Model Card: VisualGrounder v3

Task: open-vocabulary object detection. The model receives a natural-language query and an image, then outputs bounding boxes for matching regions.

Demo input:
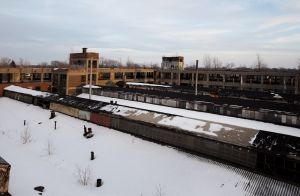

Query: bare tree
[126,57,135,67]
[256,54,262,70]
[100,57,122,67]
[150,63,159,69]
[255,54,268,70]
[39,62,48,66]
[203,55,212,68]
[20,125,32,144]
[45,139,55,156]
[225,62,235,69]
[0,57,12,66]
[18,58,31,66]
[153,184,165,196]
[212,56,222,69]
[76,166,92,186]
[51,60,68,67]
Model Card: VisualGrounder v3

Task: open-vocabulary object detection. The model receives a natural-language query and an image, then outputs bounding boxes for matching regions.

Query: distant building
[157,68,300,94]
[1,50,300,96]
[69,48,99,68]
[0,66,52,96]
[51,67,155,95]
[161,56,184,70]
[69,48,100,87]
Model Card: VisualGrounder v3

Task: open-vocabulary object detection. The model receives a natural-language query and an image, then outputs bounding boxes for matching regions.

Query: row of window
[0,73,52,83]
[99,72,154,80]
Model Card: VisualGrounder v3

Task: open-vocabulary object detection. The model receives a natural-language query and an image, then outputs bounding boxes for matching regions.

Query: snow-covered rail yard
[0,97,300,196]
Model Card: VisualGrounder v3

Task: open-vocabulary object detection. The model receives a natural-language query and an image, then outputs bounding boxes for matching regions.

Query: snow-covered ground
[78,93,300,138]
[0,97,299,196]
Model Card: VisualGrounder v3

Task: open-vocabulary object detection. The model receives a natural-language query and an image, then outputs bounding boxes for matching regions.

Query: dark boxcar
[90,112,111,128]
[4,90,33,104]
[98,113,111,128]
[90,112,101,125]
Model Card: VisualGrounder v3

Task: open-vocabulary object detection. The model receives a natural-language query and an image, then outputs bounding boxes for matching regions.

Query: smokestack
[82,48,87,53]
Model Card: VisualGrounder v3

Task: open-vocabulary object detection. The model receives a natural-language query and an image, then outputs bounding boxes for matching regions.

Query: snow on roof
[4,85,51,97]
[100,104,258,146]
[126,82,171,88]
[82,85,101,89]
[77,93,300,139]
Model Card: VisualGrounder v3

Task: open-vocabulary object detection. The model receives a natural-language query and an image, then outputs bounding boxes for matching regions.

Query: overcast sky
[0,0,300,67]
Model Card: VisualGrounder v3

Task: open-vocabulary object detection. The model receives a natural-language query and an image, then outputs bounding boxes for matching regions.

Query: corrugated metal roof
[186,155,300,196]
[45,95,109,112]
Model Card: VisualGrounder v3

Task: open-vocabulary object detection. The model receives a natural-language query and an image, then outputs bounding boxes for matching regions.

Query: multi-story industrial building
[50,48,155,94]
[52,67,154,95]
[157,68,299,94]
[0,66,52,96]
[161,56,184,70]
[0,51,299,96]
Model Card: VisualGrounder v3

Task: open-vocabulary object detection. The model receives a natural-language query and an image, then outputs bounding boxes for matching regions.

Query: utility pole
[195,60,199,96]
[89,59,92,100]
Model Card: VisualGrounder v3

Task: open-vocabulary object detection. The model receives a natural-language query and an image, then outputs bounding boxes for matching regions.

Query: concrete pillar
[66,73,69,95]
[30,70,33,81]
[177,71,181,86]
[171,71,173,84]
[110,69,115,81]
[205,73,209,88]
[95,60,99,85]
[260,75,264,92]
[41,70,44,82]
[240,75,244,90]
[283,76,287,91]
[134,71,137,81]
[222,74,225,88]
[122,72,126,82]
[295,75,299,94]
[85,60,89,85]
[191,72,195,86]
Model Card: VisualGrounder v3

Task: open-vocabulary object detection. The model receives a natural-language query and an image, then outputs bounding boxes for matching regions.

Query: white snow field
[0,97,299,196]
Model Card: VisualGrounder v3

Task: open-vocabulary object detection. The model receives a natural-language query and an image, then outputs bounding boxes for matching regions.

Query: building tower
[69,48,100,85]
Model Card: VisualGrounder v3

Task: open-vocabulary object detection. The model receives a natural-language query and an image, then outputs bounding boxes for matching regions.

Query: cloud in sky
[0,0,299,67]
